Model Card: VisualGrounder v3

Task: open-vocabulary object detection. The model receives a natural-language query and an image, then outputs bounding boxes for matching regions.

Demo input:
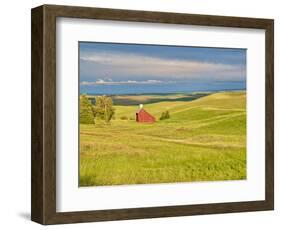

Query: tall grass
[80,91,246,186]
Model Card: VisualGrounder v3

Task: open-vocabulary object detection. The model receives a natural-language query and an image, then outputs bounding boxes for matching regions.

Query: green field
[80,91,246,186]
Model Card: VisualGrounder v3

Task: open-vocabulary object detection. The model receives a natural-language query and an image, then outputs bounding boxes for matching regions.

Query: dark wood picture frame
[31,4,274,225]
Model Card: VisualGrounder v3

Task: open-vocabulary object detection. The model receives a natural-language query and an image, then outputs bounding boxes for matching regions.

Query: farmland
[80,91,246,186]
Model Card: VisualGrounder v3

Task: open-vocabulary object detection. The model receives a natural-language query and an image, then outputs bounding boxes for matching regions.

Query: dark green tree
[165,110,170,119]
[80,95,95,124]
[159,110,170,120]
[95,95,115,123]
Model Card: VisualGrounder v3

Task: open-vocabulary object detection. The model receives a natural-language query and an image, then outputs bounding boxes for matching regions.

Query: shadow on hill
[90,93,210,106]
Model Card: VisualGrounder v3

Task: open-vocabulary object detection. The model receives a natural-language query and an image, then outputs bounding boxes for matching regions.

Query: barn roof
[136,108,144,113]
[136,108,155,117]
[136,108,152,114]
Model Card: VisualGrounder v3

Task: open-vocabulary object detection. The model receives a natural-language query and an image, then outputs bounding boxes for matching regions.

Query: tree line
[80,95,115,124]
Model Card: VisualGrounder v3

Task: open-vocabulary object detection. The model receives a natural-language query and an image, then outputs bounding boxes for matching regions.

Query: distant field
[80,91,246,186]
[87,92,210,105]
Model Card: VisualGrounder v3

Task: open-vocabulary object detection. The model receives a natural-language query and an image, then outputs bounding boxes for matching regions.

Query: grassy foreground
[80,91,246,186]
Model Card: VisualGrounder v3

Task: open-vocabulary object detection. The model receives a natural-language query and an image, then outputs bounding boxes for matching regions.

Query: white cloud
[80,79,164,86]
[80,51,246,81]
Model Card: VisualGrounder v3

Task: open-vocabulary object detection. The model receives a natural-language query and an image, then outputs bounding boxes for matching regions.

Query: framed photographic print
[31,4,274,225]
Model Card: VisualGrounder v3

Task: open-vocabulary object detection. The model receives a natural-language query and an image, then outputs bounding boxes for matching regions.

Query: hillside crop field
[80,91,246,186]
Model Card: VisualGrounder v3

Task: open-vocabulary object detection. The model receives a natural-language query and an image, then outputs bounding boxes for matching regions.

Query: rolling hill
[80,91,246,186]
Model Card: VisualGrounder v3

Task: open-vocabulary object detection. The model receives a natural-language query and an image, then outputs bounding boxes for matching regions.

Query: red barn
[136,105,155,123]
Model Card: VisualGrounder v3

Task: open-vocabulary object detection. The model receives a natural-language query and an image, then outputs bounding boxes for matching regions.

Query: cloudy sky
[79,42,246,86]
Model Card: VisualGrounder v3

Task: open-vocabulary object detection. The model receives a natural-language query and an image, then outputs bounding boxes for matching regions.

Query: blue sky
[79,42,246,86]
